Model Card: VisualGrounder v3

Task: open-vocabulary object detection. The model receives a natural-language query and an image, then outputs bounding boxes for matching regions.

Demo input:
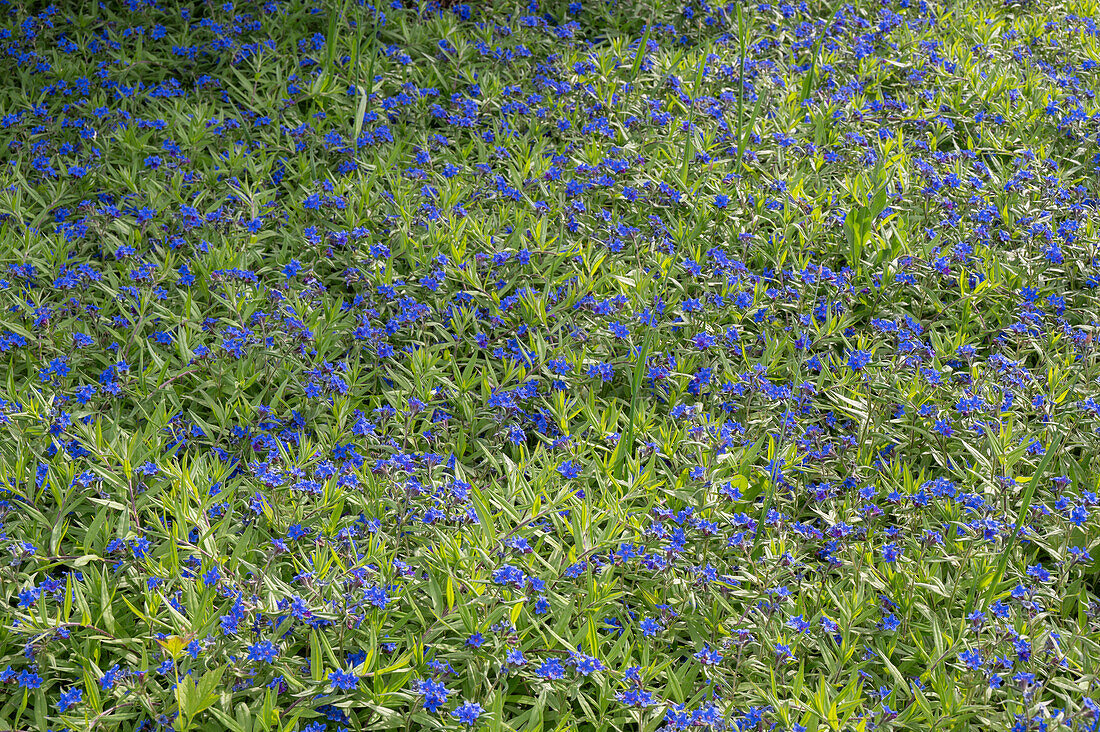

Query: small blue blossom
[451,701,483,726]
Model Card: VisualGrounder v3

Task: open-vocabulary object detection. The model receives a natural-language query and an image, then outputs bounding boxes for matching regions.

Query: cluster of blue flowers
[1,0,1100,730]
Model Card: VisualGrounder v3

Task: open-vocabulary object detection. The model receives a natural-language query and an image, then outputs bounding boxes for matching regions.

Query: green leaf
[979,431,1065,612]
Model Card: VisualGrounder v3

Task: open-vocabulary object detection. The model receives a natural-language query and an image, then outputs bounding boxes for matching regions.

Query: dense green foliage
[2,0,1100,730]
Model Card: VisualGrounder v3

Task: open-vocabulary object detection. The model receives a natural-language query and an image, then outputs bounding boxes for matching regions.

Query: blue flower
[693,644,722,666]
[100,664,124,689]
[1025,564,1051,582]
[17,587,40,608]
[56,682,83,708]
[451,701,483,726]
[365,584,390,609]
[17,670,42,689]
[58,686,83,712]
[1068,546,1091,564]
[786,614,810,633]
[568,651,605,675]
[416,678,452,712]
[536,658,566,679]
[617,688,657,707]
[587,362,614,382]
[557,460,582,480]
[248,640,279,663]
[328,669,359,690]
[959,649,983,671]
[882,543,903,563]
[847,349,872,371]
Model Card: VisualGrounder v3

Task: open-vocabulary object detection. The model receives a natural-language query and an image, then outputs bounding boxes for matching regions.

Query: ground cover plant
[1,0,1100,729]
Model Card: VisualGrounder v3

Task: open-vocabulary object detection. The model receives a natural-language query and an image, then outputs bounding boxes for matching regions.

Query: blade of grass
[630,23,652,80]
[801,35,821,105]
[738,88,765,173]
[978,430,1064,613]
